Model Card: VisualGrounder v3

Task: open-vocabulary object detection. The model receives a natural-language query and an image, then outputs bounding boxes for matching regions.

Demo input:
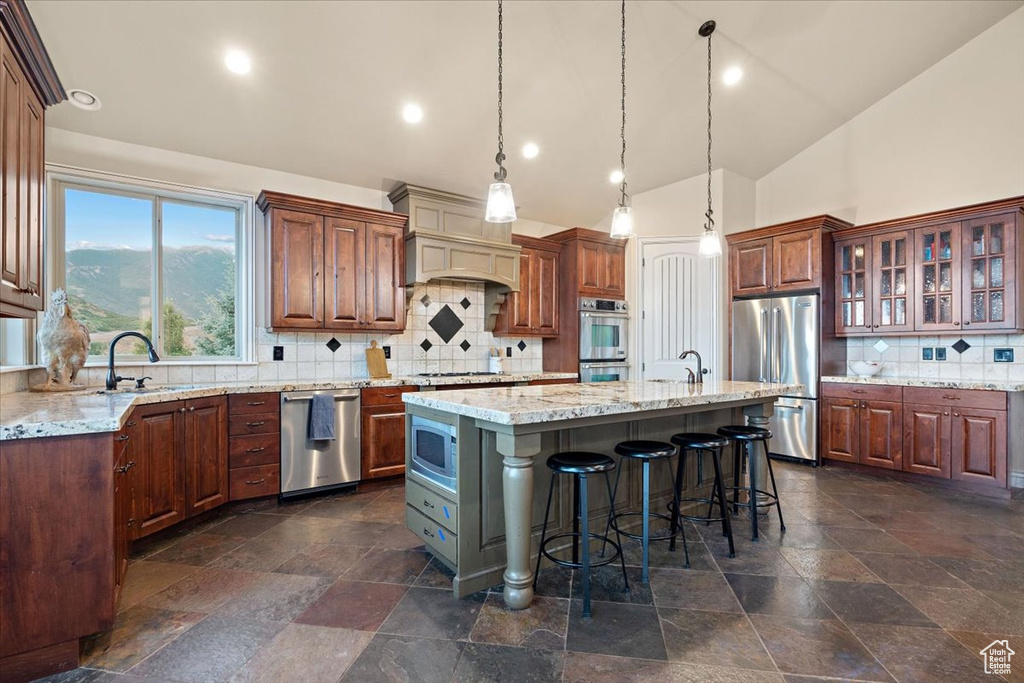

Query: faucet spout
[679,350,704,384]
[107,332,160,390]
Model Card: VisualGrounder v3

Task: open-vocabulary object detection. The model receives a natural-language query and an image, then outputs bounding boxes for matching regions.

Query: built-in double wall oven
[579,297,629,382]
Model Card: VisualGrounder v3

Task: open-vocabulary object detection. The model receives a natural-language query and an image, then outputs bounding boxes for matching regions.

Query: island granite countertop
[0,372,577,441]
[402,379,803,426]
[822,375,1024,392]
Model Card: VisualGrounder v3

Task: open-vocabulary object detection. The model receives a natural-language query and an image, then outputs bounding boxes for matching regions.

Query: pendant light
[485,0,516,223]
[609,0,633,239]
[698,20,722,257]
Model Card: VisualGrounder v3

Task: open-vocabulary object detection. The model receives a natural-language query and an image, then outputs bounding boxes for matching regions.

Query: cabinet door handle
[246,447,266,453]
[116,434,130,442]
[852,389,867,394]
[422,500,435,508]
[246,421,266,427]
[245,478,266,485]
[126,420,136,427]
[942,395,961,400]
[127,519,134,527]
[126,461,135,470]
[246,401,266,406]
[422,528,435,538]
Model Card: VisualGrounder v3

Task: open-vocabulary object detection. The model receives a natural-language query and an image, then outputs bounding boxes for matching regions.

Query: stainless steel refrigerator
[732,294,819,463]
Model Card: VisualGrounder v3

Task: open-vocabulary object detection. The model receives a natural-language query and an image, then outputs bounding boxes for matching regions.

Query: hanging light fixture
[698,20,722,257]
[485,0,517,223]
[609,0,634,239]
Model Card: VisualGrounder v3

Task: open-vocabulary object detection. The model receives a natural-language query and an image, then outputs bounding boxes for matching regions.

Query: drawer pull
[246,401,267,406]
[851,389,867,394]
[942,395,961,400]
[246,447,266,453]
[246,421,266,427]
[422,500,435,508]
[383,392,400,398]
[245,478,266,485]
[423,527,435,538]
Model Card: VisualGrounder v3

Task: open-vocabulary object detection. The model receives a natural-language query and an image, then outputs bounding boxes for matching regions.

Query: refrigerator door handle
[759,308,769,382]
[772,306,782,383]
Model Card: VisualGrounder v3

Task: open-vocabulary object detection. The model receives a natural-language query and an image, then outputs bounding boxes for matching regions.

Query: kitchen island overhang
[403,380,802,609]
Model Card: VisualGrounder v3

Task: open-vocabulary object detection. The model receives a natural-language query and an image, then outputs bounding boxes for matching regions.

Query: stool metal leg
[580,474,592,619]
[748,442,760,542]
[669,449,685,551]
[603,469,630,594]
[764,440,786,531]
[666,457,691,569]
[572,475,581,565]
[710,447,735,557]
[731,441,742,515]
[601,462,624,557]
[641,460,651,584]
[534,473,557,589]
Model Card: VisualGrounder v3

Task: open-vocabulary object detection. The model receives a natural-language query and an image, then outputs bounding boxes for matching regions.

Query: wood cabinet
[833,198,1023,335]
[731,238,772,296]
[494,235,560,337]
[569,232,625,298]
[821,384,903,470]
[951,408,1007,487]
[859,400,902,470]
[184,396,229,515]
[112,424,134,603]
[903,404,952,478]
[259,191,408,332]
[361,386,418,480]
[228,392,280,500]
[0,3,64,319]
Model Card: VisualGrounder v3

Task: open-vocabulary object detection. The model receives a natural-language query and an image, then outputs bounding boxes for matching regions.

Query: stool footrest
[608,511,683,543]
[721,486,782,509]
[539,532,623,570]
[668,498,732,524]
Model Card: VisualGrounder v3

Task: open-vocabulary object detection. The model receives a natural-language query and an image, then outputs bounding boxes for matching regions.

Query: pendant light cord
[619,0,628,207]
[705,26,714,232]
[494,0,507,182]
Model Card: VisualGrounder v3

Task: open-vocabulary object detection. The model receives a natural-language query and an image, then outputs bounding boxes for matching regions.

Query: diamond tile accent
[517,340,527,352]
[460,297,471,310]
[420,294,431,308]
[459,340,471,352]
[872,339,889,354]
[420,339,433,352]
[326,337,341,353]
[428,304,464,344]
[951,339,971,354]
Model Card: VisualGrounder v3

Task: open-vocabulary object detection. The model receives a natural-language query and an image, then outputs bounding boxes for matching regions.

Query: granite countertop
[0,372,577,441]
[402,379,803,426]
[821,375,1024,392]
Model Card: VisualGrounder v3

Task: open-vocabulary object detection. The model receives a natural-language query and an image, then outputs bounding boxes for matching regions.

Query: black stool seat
[671,432,730,450]
[547,452,615,474]
[614,440,676,458]
[718,425,772,440]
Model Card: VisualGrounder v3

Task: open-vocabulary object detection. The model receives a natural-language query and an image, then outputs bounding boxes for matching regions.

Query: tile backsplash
[4,282,543,394]
[845,334,1024,382]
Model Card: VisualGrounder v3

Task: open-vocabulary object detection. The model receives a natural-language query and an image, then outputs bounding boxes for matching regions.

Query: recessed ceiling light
[522,142,539,159]
[402,103,424,124]
[224,50,251,75]
[67,89,101,111]
[723,66,743,86]
[609,169,625,184]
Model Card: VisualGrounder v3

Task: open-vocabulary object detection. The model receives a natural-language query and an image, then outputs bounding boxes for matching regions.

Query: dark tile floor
[37,462,1024,683]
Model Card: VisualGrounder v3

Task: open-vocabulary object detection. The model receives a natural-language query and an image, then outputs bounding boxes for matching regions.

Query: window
[52,173,251,362]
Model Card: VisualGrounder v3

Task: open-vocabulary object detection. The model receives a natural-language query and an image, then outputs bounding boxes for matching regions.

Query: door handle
[772,306,782,383]
[759,308,768,382]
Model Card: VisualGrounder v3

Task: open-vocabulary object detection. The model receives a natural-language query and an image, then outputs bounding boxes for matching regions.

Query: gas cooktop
[415,372,501,377]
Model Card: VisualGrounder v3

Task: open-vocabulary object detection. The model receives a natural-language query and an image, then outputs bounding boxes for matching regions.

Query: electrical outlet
[935,347,947,361]
[382,345,391,359]
[922,347,933,361]
[994,348,1014,362]
[506,346,513,357]
[273,346,284,361]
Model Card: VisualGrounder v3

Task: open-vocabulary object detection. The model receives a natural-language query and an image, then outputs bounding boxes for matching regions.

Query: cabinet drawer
[406,477,458,533]
[407,505,457,566]
[229,392,280,415]
[228,412,281,437]
[362,385,418,407]
[229,464,280,500]
[902,387,1006,411]
[821,383,902,402]
[229,433,280,468]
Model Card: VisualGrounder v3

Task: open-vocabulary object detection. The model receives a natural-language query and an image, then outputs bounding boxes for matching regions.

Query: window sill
[0,365,45,374]
[82,360,258,368]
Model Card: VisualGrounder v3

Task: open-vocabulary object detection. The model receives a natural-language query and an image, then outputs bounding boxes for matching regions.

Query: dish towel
[308,394,336,441]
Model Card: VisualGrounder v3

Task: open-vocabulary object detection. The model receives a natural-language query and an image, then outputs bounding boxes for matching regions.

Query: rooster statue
[37,288,91,388]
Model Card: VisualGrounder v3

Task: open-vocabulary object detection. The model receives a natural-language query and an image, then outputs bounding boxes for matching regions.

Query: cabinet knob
[954,412,960,417]
[127,519,134,527]
[964,321,971,326]
[179,407,186,413]
[943,412,949,416]
[954,322,960,326]
[189,406,196,412]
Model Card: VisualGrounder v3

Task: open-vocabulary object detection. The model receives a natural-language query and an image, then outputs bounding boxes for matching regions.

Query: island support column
[495,431,541,609]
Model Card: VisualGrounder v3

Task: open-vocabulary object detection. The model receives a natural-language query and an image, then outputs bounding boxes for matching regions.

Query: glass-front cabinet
[872,231,913,333]
[963,213,1017,331]
[914,222,962,332]
[835,236,873,334]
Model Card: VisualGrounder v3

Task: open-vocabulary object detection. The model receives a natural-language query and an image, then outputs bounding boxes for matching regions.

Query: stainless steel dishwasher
[280,389,361,497]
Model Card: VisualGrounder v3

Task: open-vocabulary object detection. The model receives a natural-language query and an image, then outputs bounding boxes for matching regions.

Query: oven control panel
[580,298,628,312]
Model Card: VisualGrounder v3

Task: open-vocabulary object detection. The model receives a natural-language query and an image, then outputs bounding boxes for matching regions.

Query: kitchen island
[403,379,800,609]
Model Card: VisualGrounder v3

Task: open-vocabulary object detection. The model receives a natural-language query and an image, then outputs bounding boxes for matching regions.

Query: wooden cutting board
[366,340,391,379]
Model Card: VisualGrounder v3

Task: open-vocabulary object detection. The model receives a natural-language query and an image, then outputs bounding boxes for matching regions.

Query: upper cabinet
[727,216,851,299]
[545,228,625,299]
[833,198,1023,336]
[493,234,560,337]
[258,191,408,332]
[0,1,65,318]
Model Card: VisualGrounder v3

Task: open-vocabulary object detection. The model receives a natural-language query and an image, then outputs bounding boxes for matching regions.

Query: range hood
[388,184,521,329]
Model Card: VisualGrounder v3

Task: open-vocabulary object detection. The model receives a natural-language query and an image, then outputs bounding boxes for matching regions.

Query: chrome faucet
[679,350,706,384]
[106,332,160,390]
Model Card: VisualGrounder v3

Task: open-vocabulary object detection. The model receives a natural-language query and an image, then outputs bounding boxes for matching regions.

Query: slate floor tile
[343,547,430,585]
[415,556,459,589]
[892,585,1024,634]
[117,561,199,612]
[378,587,486,640]
[779,548,880,583]
[214,572,331,622]
[571,565,652,605]
[850,552,969,588]
[712,543,801,577]
[565,601,666,660]
[198,513,284,539]
[810,580,937,627]
[248,516,343,546]
[725,574,833,619]
[147,532,247,567]
[227,623,372,683]
[451,642,565,683]
[81,605,205,672]
[272,542,373,578]
[887,531,995,560]
[763,524,840,550]
[562,653,786,683]
[141,568,261,613]
[822,527,917,554]
[339,634,464,683]
[850,623,993,683]
[620,535,718,572]
[295,579,408,631]
[207,536,310,573]
[659,607,776,671]
[929,556,1024,592]
[469,594,568,650]
[946,631,1024,683]
[650,568,742,612]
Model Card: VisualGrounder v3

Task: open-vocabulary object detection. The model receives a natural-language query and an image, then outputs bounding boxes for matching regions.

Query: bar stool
[715,425,785,542]
[535,452,629,619]
[669,432,735,558]
[603,440,690,583]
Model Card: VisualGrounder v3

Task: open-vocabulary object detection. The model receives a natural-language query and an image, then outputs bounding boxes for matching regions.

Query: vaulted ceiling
[31,0,1022,226]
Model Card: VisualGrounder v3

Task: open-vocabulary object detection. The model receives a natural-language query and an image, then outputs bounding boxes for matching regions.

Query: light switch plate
[994,348,1014,362]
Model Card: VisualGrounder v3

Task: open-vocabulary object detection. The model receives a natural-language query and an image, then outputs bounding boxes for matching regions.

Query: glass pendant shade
[485,182,517,222]
[699,228,722,257]
[610,205,634,239]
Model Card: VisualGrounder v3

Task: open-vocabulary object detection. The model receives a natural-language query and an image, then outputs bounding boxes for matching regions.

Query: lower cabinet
[903,404,952,478]
[112,425,134,605]
[227,393,281,501]
[361,386,418,480]
[859,400,902,470]
[951,408,1007,487]
[184,396,229,515]
[821,385,902,469]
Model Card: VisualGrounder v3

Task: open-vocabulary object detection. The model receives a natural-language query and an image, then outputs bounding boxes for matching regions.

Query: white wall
[755,8,1024,228]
